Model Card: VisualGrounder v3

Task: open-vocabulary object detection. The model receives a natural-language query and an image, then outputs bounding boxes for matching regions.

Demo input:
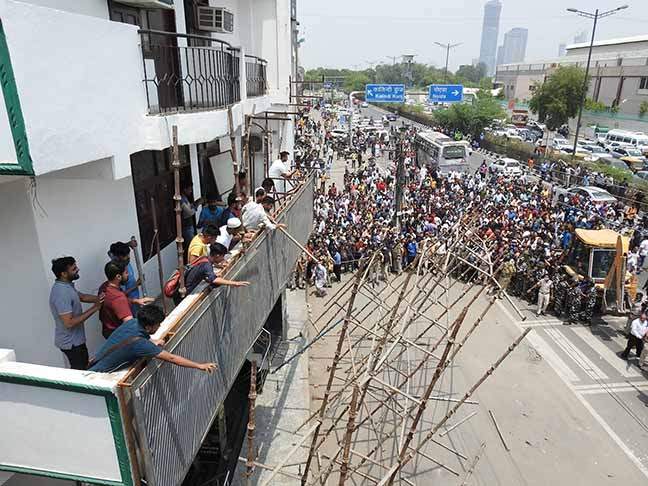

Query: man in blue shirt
[197,195,225,229]
[406,238,418,266]
[89,305,217,373]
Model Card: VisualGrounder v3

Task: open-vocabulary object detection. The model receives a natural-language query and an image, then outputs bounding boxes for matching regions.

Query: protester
[49,257,104,370]
[89,305,217,373]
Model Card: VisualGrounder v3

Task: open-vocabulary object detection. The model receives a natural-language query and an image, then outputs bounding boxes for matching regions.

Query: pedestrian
[313,259,328,297]
[89,305,217,373]
[528,272,553,316]
[49,257,104,370]
[620,312,648,362]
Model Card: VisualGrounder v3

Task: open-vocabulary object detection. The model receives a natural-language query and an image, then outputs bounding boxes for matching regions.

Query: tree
[456,63,487,84]
[344,72,371,93]
[529,65,588,131]
[432,95,505,138]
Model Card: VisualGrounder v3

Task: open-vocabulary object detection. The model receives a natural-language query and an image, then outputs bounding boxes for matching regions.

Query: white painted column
[189,143,201,200]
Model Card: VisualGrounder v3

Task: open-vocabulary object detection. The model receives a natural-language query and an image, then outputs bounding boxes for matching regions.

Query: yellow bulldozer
[564,228,637,313]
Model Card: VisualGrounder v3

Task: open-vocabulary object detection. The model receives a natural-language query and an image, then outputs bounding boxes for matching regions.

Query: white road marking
[523,331,580,383]
[574,381,648,393]
[543,326,610,381]
[571,327,642,378]
[496,300,648,480]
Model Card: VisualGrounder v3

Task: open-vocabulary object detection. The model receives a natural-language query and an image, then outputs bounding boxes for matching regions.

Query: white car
[490,158,524,176]
[360,102,368,108]
[329,129,347,139]
[559,186,617,205]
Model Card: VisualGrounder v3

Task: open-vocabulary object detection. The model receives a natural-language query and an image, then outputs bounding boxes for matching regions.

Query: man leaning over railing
[89,305,216,374]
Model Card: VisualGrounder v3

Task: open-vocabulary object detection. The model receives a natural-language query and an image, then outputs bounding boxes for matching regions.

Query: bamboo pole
[381,329,532,483]
[300,256,375,485]
[227,107,240,195]
[245,360,258,486]
[150,197,167,315]
[337,385,359,485]
[171,125,186,299]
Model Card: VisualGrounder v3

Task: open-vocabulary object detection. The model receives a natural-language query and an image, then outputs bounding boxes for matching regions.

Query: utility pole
[434,42,462,84]
[566,4,628,160]
[393,129,406,229]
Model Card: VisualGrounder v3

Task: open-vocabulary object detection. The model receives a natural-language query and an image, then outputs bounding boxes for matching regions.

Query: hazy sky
[298,1,648,70]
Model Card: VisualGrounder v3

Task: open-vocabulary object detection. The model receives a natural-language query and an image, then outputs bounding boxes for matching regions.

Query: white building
[495,35,648,132]
[0,1,313,486]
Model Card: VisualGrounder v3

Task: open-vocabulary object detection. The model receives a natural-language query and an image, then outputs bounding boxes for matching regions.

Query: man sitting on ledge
[89,305,216,374]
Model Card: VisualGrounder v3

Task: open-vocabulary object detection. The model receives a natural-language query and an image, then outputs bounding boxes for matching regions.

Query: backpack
[163,256,209,298]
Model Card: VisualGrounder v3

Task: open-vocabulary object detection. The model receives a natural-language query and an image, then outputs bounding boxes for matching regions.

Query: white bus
[414,131,470,174]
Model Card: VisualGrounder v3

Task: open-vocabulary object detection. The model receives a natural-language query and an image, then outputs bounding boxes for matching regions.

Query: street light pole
[435,42,462,84]
[567,5,628,161]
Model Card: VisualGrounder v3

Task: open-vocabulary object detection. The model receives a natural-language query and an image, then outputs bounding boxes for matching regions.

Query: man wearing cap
[217,217,246,251]
[528,272,553,316]
[269,151,296,195]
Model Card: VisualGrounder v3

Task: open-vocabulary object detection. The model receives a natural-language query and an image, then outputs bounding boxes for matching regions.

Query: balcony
[245,55,268,97]
[0,175,315,486]
[139,30,241,115]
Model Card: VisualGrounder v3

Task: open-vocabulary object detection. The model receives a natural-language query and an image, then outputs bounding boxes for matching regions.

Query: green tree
[433,95,505,138]
[344,72,372,93]
[455,63,487,84]
[529,65,588,131]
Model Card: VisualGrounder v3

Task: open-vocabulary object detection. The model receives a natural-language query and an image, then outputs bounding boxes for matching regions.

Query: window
[640,77,648,90]
[130,147,192,261]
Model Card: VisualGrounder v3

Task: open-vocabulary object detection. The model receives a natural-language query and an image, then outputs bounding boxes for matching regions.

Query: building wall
[23,0,108,18]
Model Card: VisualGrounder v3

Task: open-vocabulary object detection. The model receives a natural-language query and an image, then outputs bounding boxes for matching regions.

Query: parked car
[360,102,369,108]
[556,186,617,205]
[633,171,648,182]
[490,158,524,176]
[330,129,347,139]
[611,147,647,171]
[386,113,398,121]
[599,157,634,173]
[581,144,607,161]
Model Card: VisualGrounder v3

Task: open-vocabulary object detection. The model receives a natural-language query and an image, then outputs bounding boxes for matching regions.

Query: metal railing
[245,54,267,97]
[139,29,241,114]
[122,175,315,486]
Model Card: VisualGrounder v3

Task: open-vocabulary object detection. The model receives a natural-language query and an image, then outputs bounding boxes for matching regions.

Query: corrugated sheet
[129,178,314,486]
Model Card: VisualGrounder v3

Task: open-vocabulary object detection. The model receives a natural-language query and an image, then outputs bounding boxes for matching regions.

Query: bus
[414,131,470,174]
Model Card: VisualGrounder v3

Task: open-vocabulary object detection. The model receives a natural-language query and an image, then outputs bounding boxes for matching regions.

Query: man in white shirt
[243,196,287,232]
[269,151,296,195]
[216,218,244,251]
[621,312,648,361]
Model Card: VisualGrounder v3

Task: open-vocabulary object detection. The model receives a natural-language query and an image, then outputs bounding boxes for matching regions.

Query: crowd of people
[295,100,648,368]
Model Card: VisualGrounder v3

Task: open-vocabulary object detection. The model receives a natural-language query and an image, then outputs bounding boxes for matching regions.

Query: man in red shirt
[99,261,153,338]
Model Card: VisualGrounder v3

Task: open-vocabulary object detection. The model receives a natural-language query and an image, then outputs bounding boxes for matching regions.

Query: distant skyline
[478,0,502,76]
[298,0,648,71]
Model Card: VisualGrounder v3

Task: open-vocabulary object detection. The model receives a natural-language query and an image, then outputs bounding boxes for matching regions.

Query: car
[599,157,634,173]
[580,145,607,161]
[360,102,368,108]
[386,113,397,121]
[633,171,648,182]
[564,186,617,205]
[490,158,524,176]
[611,147,647,171]
[329,128,347,139]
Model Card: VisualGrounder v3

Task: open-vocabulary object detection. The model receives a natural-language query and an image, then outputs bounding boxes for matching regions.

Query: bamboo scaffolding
[245,360,258,486]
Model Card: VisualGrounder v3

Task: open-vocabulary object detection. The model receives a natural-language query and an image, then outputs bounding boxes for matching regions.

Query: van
[604,129,648,152]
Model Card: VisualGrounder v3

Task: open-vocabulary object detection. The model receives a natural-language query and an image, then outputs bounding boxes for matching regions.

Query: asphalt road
[330,104,648,483]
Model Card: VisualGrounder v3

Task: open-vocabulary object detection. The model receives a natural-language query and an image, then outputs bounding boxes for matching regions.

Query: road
[313,104,648,483]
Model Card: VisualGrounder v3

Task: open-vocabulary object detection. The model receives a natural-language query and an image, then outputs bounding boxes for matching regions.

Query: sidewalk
[234,288,311,486]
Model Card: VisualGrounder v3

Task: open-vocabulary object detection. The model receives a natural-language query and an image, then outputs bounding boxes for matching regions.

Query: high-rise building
[574,31,589,44]
[496,45,505,67]
[479,0,503,76]
[499,27,528,65]
[558,43,567,57]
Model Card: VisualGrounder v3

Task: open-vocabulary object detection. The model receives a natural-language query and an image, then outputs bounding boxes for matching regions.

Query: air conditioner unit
[197,6,234,33]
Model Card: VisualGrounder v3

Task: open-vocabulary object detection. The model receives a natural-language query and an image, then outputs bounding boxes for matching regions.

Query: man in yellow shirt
[188,224,219,264]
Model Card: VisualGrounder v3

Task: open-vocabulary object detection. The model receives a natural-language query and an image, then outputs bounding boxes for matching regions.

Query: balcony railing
[139,30,241,114]
[245,55,268,97]
[0,175,315,486]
